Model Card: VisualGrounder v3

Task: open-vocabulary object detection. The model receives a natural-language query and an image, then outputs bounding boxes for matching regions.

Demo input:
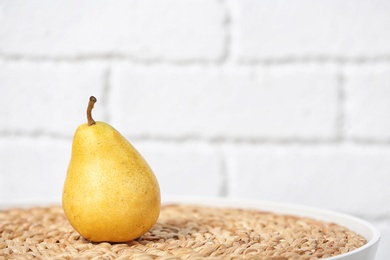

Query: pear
[63,96,160,242]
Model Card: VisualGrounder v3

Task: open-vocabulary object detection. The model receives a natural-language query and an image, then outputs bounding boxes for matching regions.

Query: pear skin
[62,96,160,242]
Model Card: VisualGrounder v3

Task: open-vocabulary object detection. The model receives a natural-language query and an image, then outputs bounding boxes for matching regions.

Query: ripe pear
[63,96,160,242]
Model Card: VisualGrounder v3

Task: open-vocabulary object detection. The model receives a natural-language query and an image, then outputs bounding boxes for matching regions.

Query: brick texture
[230,0,390,60]
[111,65,338,140]
[225,144,390,216]
[0,62,106,136]
[132,141,223,197]
[0,0,226,61]
[345,64,390,140]
[0,137,70,201]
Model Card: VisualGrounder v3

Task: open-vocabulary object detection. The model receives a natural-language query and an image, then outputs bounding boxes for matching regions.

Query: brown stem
[87,96,97,126]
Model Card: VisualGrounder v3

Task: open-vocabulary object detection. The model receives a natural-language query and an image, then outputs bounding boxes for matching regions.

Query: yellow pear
[63,96,160,242]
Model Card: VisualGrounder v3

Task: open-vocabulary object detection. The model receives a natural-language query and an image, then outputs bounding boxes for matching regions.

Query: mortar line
[116,135,390,146]
[336,67,346,142]
[218,152,229,197]
[101,66,111,123]
[0,53,229,66]
[218,0,232,65]
[1,131,390,146]
[237,55,390,65]
[0,130,71,140]
[2,54,390,65]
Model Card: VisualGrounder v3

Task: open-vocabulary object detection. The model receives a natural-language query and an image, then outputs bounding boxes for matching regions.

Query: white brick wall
[1,0,389,258]
[0,137,69,200]
[230,0,390,61]
[111,64,339,139]
[133,141,224,197]
[0,61,107,136]
[0,0,226,61]
[225,144,390,215]
[345,64,390,141]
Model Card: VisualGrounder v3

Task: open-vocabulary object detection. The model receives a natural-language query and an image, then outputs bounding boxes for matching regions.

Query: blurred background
[0,0,389,258]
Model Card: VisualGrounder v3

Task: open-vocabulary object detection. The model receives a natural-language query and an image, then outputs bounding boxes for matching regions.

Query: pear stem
[87,96,97,126]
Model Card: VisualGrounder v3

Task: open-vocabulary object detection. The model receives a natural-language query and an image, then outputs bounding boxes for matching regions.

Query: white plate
[0,196,380,260]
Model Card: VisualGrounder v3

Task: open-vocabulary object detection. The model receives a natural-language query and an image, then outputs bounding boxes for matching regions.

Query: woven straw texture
[0,204,366,259]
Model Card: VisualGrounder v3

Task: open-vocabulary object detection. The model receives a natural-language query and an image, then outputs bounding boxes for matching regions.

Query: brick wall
[1,0,389,258]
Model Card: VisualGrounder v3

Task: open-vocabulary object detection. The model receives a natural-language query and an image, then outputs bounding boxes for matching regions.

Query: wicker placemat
[0,204,366,259]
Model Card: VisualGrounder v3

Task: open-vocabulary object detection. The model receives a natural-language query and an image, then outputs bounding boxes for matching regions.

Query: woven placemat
[0,204,366,259]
